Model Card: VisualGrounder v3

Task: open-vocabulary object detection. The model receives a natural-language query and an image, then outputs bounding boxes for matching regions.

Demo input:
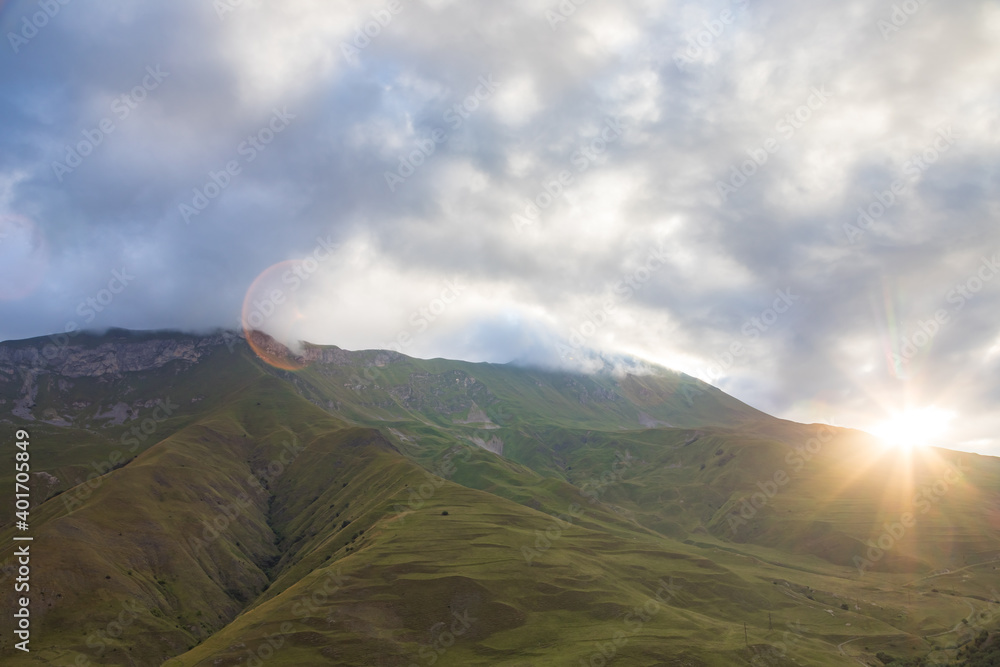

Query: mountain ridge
[0,328,997,665]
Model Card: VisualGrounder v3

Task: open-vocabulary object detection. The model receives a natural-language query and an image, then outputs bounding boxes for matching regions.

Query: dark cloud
[1,0,998,452]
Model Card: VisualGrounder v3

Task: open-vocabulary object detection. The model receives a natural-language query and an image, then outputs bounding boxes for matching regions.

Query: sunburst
[869,407,955,450]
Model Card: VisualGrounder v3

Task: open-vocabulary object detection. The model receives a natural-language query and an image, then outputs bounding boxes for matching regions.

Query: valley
[0,330,997,666]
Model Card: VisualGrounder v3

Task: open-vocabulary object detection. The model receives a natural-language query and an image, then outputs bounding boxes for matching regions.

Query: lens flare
[870,407,955,450]
[241,260,312,371]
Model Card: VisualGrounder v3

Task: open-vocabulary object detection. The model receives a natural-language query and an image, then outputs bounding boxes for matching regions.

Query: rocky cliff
[0,330,237,379]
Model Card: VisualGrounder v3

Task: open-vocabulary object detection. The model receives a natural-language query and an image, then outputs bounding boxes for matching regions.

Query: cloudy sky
[1,0,998,454]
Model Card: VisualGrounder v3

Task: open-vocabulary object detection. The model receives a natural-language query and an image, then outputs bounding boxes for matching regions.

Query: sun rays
[871,406,956,451]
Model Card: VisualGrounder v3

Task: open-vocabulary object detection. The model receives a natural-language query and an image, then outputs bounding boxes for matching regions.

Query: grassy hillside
[0,331,998,665]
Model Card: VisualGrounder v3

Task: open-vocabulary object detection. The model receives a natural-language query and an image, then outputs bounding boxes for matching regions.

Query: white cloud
[1,0,998,456]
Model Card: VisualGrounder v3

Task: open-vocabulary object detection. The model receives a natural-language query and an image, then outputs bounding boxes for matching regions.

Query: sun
[870,407,955,450]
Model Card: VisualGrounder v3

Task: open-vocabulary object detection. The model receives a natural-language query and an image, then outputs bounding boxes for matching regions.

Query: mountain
[0,330,997,666]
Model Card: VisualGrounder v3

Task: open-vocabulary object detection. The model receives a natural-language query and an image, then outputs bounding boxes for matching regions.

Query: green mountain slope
[0,330,997,665]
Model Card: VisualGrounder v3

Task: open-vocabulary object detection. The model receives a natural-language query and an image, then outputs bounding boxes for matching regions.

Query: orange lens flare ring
[241,260,311,371]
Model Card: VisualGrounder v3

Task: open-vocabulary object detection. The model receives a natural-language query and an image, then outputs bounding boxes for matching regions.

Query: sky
[0,0,998,455]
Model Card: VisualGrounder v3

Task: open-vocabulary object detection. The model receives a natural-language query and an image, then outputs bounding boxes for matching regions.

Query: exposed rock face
[0,333,233,379]
[301,344,403,367]
[11,371,36,420]
[469,434,504,455]
[244,330,406,369]
[0,332,238,423]
[0,330,502,432]
[453,401,500,429]
[92,402,135,425]
[638,411,673,428]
